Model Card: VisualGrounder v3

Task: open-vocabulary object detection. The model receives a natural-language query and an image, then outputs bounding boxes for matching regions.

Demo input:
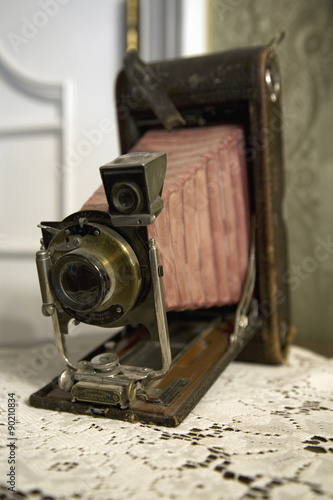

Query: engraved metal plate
[72,382,124,406]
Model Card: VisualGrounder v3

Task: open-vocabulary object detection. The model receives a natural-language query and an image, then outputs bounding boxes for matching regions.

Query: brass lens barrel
[48,223,142,324]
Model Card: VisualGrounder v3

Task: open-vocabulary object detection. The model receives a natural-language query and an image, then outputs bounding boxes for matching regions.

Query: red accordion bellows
[83,125,250,311]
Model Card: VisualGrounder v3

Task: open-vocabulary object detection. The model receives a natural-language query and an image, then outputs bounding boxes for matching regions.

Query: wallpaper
[208,0,333,351]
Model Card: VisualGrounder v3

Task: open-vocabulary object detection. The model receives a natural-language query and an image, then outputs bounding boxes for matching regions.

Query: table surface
[0,338,332,500]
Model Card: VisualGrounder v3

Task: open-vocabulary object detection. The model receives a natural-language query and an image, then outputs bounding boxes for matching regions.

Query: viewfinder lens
[112,183,141,214]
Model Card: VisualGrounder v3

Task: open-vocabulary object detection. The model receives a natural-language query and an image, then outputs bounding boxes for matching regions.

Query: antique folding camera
[30,45,293,426]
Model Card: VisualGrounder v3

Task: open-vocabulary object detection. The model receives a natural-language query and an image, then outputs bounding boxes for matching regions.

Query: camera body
[30,46,293,426]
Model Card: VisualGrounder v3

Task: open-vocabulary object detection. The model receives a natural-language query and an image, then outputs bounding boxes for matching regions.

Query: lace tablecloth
[0,340,332,500]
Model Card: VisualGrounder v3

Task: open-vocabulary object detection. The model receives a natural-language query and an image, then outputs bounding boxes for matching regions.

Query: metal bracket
[230,217,258,345]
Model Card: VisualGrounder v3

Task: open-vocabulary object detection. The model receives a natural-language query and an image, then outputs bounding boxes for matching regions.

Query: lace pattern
[0,344,332,499]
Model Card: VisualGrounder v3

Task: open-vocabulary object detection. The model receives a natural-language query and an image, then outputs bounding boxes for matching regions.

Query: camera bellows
[83,125,250,312]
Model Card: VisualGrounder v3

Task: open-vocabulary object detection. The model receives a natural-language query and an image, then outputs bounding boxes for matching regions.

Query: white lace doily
[0,342,332,500]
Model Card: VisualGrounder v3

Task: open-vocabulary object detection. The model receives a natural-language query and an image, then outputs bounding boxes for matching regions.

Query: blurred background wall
[0,0,126,346]
[0,0,331,355]
[0,0,206,347]
[208,0,333,354]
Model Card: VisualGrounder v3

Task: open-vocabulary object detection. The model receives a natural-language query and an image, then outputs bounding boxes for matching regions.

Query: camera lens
[52,254,110,312]
[49,224,142,325]
[61,261,100,306]
[112,183,141,214]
